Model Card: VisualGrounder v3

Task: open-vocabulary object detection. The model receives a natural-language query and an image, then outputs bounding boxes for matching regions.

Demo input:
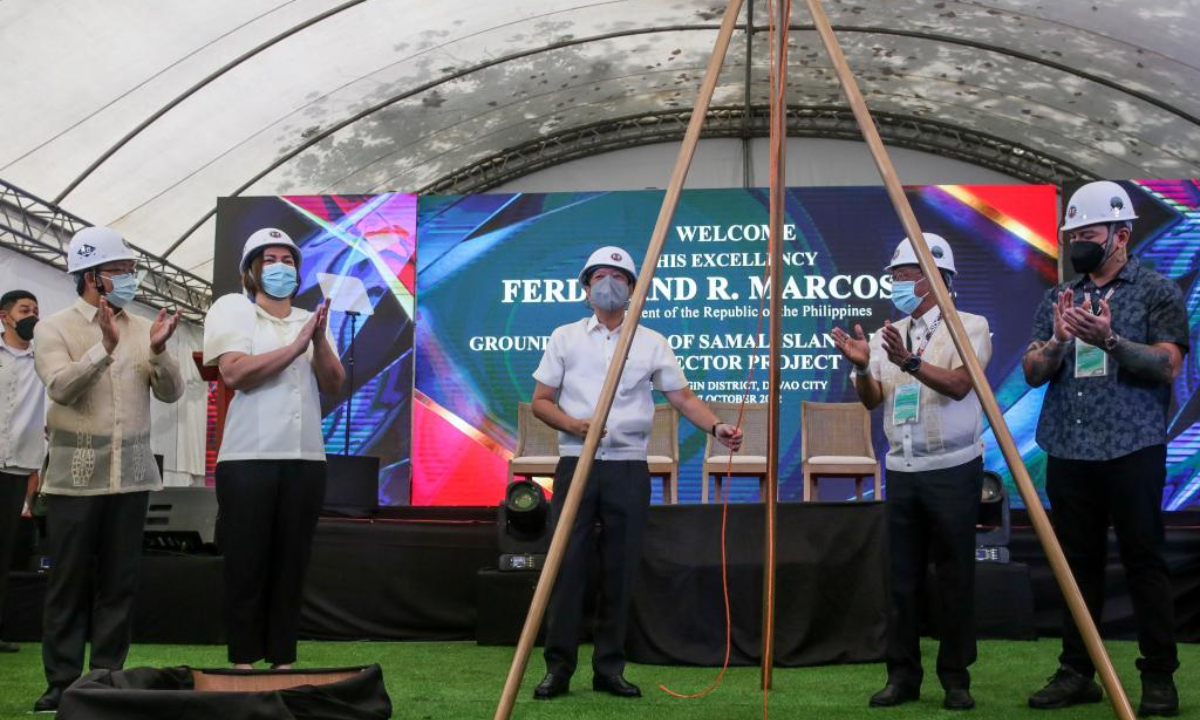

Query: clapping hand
[831,324,870,370]
[295,300,331,351]
[1062,291,1112,346]
[149,308,181,355]
[880,321,911,367]
[98,298,120,354]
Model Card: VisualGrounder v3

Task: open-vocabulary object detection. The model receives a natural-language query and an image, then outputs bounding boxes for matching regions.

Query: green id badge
[893,382,921,425]
[1075,341,1107,378]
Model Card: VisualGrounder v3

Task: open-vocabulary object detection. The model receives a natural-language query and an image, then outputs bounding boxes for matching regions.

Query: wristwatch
[901,355,923,374]
[1103,332,1121,351]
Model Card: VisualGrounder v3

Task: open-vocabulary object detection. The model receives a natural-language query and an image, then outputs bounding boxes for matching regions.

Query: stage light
[975,470,1011,563]
[497,480,551,571]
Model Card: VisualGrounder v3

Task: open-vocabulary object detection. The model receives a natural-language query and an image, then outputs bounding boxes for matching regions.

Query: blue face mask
[261,263,298,299]
[104,273,140,308]
[890,280,926,315]
[589,275,630,312]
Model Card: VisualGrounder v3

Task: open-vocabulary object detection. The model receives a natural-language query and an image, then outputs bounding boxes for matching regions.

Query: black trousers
[884,456,982,691]
[0,471,29,635]
[543,457,651,679]
[215,459,325,665]
[42,491,149,687]
[1047,445,1178,678]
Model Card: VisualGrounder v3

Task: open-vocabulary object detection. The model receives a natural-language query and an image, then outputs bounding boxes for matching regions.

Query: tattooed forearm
[1022,340,1069,387]
[1108,339,1173,384]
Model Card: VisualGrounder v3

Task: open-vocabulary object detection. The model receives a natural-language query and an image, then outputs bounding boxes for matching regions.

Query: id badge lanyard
[1075,287,1115,379]
[893,317,942,426]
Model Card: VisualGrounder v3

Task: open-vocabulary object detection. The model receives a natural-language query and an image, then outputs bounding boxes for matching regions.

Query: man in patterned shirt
[1023,181,1188,717]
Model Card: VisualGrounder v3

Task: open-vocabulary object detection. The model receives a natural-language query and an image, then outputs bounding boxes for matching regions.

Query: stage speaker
[324,454,381,517]
[143,487,219,554]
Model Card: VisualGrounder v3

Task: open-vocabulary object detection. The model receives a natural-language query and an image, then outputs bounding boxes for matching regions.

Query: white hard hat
[66,226,136,273]
[240,228,302,273]
[885,233,956,275]
[579,246,637,286]
[1060,181,1138,232]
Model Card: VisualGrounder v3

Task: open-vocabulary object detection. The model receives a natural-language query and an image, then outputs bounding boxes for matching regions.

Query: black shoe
[0,640,18,653]
[943,688,975,710]
[1028,666,1103,709]
[592,674,641,698]
[1139,674,1179,717]
[533,673,569,700]
[869,684,920,707]
[34,685,65,713]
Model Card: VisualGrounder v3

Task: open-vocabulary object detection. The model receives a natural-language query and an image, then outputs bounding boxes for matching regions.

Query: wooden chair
[648,403,681,504]
[701,402,769,503]
[508,402,559,486]
[801,401,880,501]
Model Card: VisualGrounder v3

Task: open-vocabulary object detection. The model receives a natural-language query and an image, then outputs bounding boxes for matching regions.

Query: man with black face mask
[529,246,742,701]
[1023,181,1189,717]
[0,290,45,654]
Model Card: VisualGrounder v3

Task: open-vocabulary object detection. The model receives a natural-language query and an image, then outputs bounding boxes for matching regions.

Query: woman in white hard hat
[203,228,345,669]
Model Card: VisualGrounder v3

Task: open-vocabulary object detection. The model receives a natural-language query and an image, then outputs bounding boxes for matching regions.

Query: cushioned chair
[508,402,559,485]
[801,401,880,501]
[701,402,769,503]
[648,403,681,504]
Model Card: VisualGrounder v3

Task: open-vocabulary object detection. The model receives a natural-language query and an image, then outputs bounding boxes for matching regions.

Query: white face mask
[589,275,630,312]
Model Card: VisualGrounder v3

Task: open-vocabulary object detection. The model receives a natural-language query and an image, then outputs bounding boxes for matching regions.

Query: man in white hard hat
[530,245,742,701]
[831,233,992,711]
[1023,181,1186,716]
[31,226,184,712]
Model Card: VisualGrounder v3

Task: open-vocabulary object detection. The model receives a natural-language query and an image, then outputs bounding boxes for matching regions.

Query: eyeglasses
[889,268,923,282]
[97,268,137,278]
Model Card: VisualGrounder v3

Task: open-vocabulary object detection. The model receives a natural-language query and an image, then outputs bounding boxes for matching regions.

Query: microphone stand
[344,311,360,455]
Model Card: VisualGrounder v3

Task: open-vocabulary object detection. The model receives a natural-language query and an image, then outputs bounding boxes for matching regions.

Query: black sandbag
[57,664,391,720]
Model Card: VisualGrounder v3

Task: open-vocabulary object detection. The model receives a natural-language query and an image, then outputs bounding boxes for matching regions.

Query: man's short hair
[1,289,37,312]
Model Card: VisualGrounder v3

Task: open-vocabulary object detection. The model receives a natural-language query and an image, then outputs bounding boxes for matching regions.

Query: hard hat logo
[269,230,282,238]
[77,244,96,258]
[1067,206,1077,219]
[1110,197,1124,215]
[611,253,622,261]
[931,246,944,259]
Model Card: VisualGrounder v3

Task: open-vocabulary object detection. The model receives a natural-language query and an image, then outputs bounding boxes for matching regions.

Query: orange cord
[658,4,791,710]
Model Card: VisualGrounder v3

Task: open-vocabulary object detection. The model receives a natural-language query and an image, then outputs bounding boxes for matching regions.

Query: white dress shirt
[534,315,687,461]
[867,306,993,472]
[203,294,330,463]
[0,335,46,475]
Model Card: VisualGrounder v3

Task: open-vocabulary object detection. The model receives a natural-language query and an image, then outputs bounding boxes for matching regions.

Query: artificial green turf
[0,639,1193,718]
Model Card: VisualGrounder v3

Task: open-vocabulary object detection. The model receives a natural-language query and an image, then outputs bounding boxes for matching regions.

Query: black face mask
[1069,241,1106,275]
[13,316,38,341]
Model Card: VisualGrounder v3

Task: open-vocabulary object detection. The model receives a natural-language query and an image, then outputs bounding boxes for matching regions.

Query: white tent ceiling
[2,0,1198,280]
